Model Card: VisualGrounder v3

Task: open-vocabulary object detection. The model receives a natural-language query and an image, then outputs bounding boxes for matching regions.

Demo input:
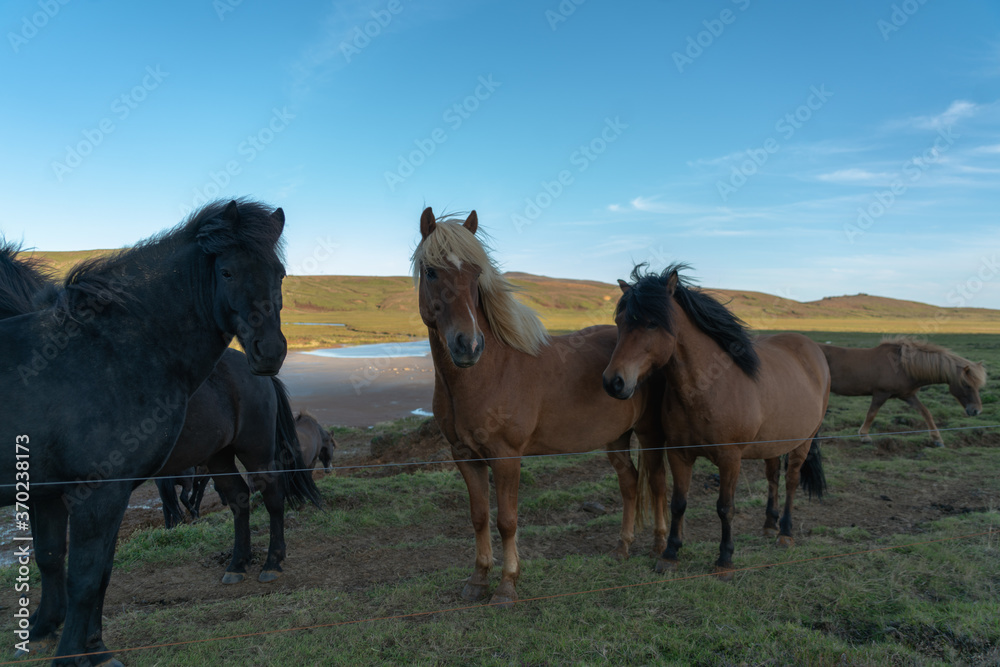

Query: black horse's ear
[420,207,436,239]
[222,200,241,225]
[271,207,285,234]
[666,270,679,295]
[617,279,630,295]
[464,210,478,235]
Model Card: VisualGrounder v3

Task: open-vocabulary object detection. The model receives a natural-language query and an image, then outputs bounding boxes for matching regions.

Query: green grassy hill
[23,250,1000,347]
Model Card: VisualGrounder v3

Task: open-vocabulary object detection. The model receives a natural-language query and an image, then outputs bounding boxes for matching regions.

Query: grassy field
[2,333,997,665]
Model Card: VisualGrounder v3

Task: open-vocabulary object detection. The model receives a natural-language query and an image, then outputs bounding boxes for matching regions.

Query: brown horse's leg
[648,445,669,557]
[656,451,692,573]
[778,442,810,547]
[763,457,781,537]
[607,433,637,560]
[903,394,944,446]
[858,392,890,444]
[454,456,492,602]
[713,451,741,581]
[490,456,522,607]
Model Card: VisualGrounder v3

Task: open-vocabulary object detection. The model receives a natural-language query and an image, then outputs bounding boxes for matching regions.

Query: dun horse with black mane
[0,200,287,667]
[821,337,986,447]
[412,208,666,606]
[603,265,829,579]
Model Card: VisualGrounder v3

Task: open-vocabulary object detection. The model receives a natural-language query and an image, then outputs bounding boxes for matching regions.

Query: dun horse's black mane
[617,263,761,378]
[0,240,53,319]
[61,199,285,311]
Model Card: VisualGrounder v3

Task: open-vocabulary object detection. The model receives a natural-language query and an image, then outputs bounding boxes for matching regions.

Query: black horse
[153,347,322,582]
[156,468,206,528]
[0,200,287,667]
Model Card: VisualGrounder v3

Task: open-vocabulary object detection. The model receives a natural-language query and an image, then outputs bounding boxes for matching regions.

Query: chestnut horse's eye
[425,267,437,280]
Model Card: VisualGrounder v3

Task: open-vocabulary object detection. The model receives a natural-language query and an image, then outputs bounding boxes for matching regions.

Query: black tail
[0,240,52,320]
[271,377,323,509]
[798,435,827,499]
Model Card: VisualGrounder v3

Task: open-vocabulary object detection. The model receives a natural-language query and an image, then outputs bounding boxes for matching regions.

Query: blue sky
[2,0,999,310]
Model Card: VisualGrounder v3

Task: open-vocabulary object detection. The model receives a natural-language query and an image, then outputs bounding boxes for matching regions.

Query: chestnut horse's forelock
[410,217,549,356]
[887,336,987,388]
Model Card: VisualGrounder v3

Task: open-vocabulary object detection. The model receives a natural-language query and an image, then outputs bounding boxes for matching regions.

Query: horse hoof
[933,441,945,448]
[258,570,280,583]
[776,535,794,548]
[654,558,678,574]
[461,582,489,602]
[221,572,246,584]
[859,435,872,444]
[608,544,630,561]
[713,566,735,582]
[489,594,516,609]
[762,527,779,538]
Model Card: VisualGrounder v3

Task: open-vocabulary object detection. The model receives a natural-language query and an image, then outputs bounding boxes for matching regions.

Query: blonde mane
[883,336,987,387]
[410,217,549,356]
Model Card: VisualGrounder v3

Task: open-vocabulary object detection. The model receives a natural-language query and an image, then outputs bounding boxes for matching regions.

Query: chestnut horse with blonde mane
[821,337,986,447]
[412,208,665,606]
[603,265,829,579]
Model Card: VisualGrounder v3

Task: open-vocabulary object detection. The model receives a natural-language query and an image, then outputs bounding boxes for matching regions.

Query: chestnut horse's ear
[464,210,478,235]
[666,270,679,295]
[617,279,630,295]
[420,207,436,239]
[271,207,285,234]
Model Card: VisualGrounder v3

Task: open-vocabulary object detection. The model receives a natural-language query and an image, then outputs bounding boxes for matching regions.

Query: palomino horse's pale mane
[411,216,549,356]
[884,335,987,387]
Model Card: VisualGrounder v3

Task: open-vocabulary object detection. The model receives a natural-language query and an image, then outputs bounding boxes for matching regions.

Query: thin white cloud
[816,168,894,184]
[906,100,980,131]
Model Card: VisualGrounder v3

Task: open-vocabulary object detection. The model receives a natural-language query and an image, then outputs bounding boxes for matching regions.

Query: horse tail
[271,377,323,509]
[798,435,827,499]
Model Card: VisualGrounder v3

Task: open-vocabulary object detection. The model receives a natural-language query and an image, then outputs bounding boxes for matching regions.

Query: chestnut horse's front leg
[489,456,522,607]
[903,394,945,447]
[606,432,638,560]
[454,455,492,602]
[858,392,891,444]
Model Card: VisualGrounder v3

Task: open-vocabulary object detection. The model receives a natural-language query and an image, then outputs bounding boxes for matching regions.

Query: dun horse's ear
[666,271,679,295]
[464,210,478,235]
[617,279,630,295]
[420,207,436,239]
[271,207,285,234]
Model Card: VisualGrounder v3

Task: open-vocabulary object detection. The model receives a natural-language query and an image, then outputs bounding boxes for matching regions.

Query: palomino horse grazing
[0,200,287,666]
[603,265,829,579]
[821,338,986,447]
[412,208,665,606]
[295,410,336,472]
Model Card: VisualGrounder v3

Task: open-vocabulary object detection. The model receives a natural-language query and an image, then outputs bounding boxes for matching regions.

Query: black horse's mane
[616,263,761,378]
[0,240,54,319]
[61,199,285,311]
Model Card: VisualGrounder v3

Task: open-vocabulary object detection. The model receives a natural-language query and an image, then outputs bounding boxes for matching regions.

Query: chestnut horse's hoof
[608,540,630,561]
[258,570,280,583]
[776,535,794,548]
[712,565,735,582]
[652,538,668,557]
[654,558,678,574]
[762,527,779,538]
[461,581,489,602]
[932,441,945,448]
[221,571,246,584]
[859,435,873,444]
[489,580,518,608]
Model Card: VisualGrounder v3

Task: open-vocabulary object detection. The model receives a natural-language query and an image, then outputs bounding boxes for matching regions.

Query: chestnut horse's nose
[603,374,627,399]
[449,331,484,368]
[966,405,981,417]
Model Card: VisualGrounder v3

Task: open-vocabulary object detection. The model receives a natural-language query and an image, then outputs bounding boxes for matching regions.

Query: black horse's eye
[221,269,234,280]
[425,267,437,280]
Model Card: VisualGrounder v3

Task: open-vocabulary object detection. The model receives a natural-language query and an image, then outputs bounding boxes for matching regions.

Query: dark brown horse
[295,410,336,473]
[412,208,666,606]
[821,337,986,447]
[603,265,829,579]
[153,347,321,582]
